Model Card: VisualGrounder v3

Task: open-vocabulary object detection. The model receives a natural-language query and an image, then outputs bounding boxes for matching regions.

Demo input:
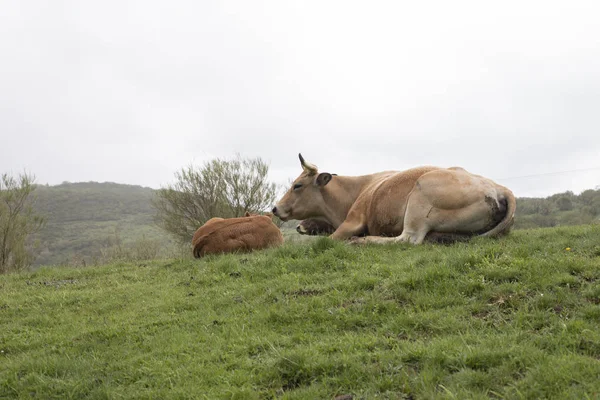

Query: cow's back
[362,166,441,236]
[192,215,283,258]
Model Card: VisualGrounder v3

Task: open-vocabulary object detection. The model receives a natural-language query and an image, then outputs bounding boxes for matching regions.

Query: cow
[192,212,284,258]
[296,218,336,236]
[272,154,516,245]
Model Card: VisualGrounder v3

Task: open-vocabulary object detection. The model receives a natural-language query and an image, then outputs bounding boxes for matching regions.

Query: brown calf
[192,212,283,258]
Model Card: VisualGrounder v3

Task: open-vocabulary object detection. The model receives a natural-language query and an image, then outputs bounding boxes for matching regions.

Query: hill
[27,182,600,267]
[31,182,174,266]
[516,189,600,229]
[2,226,599,398]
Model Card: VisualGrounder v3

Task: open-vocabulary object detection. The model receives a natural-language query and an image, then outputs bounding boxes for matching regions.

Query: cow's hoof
[348,236,366,245]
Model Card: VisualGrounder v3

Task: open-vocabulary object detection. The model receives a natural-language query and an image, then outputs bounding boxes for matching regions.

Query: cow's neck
[320,174,377,228]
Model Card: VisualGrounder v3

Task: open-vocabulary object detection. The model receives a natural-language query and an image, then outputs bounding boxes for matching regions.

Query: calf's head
[272,154,333,221]
[296,218,336,235]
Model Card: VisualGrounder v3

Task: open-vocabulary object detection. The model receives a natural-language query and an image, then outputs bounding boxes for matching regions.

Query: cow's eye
[293,183,302,190]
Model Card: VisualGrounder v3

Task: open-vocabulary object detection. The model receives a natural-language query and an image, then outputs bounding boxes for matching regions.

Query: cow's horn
[298,153,318,174]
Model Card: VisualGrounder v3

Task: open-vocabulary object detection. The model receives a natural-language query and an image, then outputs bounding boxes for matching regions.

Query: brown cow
[192,212,283,258]
[272,154,516,245]
[296,218,336,236]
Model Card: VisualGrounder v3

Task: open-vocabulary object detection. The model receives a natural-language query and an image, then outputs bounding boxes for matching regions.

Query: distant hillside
[514,189,600,229]
[31,182,173,266]
[27,182,600,267]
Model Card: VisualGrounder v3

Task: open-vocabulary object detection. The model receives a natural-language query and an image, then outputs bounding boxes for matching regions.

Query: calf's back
[192,215,283,258]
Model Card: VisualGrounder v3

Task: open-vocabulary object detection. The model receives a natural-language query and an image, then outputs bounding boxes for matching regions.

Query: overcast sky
[1,0,599,198]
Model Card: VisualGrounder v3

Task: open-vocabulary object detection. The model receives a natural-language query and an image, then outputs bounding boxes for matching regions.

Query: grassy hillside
[515,189,600,229]
[31,182,174,266]
[2,225,599,399]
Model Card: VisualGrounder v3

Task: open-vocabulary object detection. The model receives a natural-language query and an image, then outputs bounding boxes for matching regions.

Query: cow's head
[272,154,333,221]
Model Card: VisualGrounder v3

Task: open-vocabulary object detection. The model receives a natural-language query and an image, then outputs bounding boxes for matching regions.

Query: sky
[1,0,599,198]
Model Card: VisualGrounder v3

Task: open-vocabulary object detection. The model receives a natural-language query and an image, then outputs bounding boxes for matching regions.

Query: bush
[0,173,45,273]
[152,155,279,243]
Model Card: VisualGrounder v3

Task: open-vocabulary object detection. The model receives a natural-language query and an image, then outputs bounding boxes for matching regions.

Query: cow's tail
[479,187,517,238]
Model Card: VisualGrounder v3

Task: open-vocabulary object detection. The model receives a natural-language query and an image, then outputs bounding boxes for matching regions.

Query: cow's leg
[396,229,429,245]
[349,235,396,245]
[394,190,433,245]
[330,220,367,240]
[348,230,427,245]
[397,174,496,243]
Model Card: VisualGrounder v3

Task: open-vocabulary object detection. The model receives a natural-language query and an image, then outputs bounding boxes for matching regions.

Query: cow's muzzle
[272,206,289,221]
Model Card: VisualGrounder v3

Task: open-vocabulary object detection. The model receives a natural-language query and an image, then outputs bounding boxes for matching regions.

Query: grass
[1,225,600,399]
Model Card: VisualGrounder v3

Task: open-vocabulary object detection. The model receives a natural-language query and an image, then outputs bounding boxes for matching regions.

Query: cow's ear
[315,172,332,187]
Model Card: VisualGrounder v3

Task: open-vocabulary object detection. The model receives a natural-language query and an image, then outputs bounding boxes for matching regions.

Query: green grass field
[2,225,600,399]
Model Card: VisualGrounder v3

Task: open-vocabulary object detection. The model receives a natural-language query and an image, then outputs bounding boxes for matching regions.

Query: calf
[296,218,336,236]
[192,212,283,258]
